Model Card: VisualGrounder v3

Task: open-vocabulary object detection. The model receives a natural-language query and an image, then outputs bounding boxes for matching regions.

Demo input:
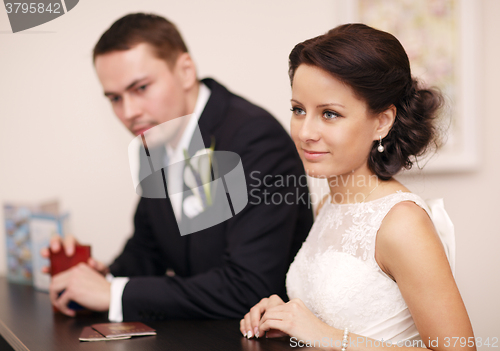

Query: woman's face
[290,64,380,178]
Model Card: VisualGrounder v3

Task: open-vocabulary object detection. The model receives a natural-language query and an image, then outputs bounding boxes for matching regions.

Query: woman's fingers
[243,311,253,338]
[259,317,287,335]
[248,299,269,338]
[240,295,288,339]
[240,297,273,338]
[240,295,289,339]
[268,294,285,306]
[239,318,246,337]
[258,305,293,337]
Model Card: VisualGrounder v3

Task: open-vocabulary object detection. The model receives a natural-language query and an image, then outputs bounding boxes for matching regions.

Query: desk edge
[0,319,30,351]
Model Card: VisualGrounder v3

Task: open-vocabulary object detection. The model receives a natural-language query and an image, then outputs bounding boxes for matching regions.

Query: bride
[240,24,475,349]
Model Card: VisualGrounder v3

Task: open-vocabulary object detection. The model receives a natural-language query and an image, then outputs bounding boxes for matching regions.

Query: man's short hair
[93,13,188,68]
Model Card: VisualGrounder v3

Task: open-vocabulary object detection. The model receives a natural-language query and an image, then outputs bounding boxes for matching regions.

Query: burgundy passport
[91,322,157,338]
[79,326,131,342]
[49,244,91,276]
[49,244,91,312]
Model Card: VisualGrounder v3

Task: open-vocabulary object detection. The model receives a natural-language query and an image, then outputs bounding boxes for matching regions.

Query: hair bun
[370,79,444,179]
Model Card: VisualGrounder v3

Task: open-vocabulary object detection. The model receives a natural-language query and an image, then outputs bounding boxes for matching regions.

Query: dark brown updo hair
[289,23,444,180]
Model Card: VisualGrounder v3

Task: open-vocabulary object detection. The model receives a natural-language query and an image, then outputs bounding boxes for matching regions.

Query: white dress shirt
[108,83,211,322]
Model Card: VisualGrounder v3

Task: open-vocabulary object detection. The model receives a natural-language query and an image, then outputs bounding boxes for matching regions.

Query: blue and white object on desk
[4,204,33,285]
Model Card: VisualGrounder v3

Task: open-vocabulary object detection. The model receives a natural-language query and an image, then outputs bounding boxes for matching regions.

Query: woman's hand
[240,294,287,338]
[258,298,338,344]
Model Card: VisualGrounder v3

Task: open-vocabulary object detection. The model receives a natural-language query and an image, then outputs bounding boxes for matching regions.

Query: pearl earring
[377,136,385,153]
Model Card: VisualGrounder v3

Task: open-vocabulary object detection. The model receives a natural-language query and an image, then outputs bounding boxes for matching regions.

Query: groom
[47,13,313,322]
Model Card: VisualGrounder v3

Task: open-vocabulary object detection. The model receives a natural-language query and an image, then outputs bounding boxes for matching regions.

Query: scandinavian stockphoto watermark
[290,336,426,348]
[290,336,499,348]
[129,116,248,236]
[249,171,380,208]
[3,0,79,33]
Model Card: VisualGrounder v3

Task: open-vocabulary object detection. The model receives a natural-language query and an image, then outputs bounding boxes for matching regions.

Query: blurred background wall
[0,0,498,344]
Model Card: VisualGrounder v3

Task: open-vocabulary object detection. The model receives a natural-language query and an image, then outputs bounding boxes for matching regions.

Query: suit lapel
[188,78,231,155]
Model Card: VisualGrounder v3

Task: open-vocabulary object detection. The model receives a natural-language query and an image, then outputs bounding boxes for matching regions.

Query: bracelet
[341,327,349,351]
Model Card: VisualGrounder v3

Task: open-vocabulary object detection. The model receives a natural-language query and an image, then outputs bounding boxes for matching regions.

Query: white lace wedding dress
[286,191,455,343]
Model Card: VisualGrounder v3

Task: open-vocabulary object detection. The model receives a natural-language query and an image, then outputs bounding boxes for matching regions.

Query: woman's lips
[302,149,329,160]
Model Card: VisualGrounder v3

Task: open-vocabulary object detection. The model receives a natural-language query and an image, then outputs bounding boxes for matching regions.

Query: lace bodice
[286,191,433,342]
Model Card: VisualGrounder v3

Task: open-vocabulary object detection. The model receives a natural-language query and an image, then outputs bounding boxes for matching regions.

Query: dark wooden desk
[0,277,321,350]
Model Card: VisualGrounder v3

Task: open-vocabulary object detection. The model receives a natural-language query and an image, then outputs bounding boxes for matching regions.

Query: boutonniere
[182,138,217,219]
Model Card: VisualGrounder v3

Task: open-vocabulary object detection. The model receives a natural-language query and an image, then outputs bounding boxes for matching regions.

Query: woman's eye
[137,84,147,92]
[291,107,305,116]
[323,110,340,120]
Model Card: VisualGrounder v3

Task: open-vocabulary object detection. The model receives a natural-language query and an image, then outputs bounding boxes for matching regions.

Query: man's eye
[291,107,305,116]
[137,85,147,92]
[110,96,121,103]
[323,110,340,120]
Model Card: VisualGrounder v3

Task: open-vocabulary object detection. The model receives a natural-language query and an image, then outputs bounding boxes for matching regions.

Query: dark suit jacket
[109,78,313,321]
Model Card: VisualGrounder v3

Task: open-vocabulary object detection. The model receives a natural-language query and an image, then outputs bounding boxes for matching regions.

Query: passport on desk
[49,243,91,311]
[79,322,156,342]
[91,322,157,338]
[79,326,131,341]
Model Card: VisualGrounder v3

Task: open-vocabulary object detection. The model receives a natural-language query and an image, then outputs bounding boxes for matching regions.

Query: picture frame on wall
[336,0,479,173]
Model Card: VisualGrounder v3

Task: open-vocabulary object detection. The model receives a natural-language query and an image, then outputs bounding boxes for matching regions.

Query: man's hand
[40,235,109,276]
[49,262,111,317]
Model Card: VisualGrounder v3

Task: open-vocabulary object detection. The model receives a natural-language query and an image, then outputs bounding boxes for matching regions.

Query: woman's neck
[327,169,381,204]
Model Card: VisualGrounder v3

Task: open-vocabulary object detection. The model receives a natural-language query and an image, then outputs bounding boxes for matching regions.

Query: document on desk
[79,327,131,341]
[91,322,157,338]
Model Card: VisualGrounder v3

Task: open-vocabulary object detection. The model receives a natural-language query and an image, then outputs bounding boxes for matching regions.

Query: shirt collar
[165,82,211,162]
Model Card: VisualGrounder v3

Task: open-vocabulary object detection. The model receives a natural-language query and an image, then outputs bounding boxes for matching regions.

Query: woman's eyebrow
[316,103,345,108]
[290,99,344,108]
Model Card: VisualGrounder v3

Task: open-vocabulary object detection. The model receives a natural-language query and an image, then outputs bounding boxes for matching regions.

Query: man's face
[94,43,190,137]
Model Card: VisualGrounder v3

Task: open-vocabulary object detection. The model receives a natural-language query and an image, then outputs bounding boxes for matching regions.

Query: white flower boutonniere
[182,138,217,219]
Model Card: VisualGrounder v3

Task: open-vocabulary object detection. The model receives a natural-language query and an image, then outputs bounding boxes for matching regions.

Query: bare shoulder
[374,178,432,241]
[375,198,446,280]
[379,199,437,250]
